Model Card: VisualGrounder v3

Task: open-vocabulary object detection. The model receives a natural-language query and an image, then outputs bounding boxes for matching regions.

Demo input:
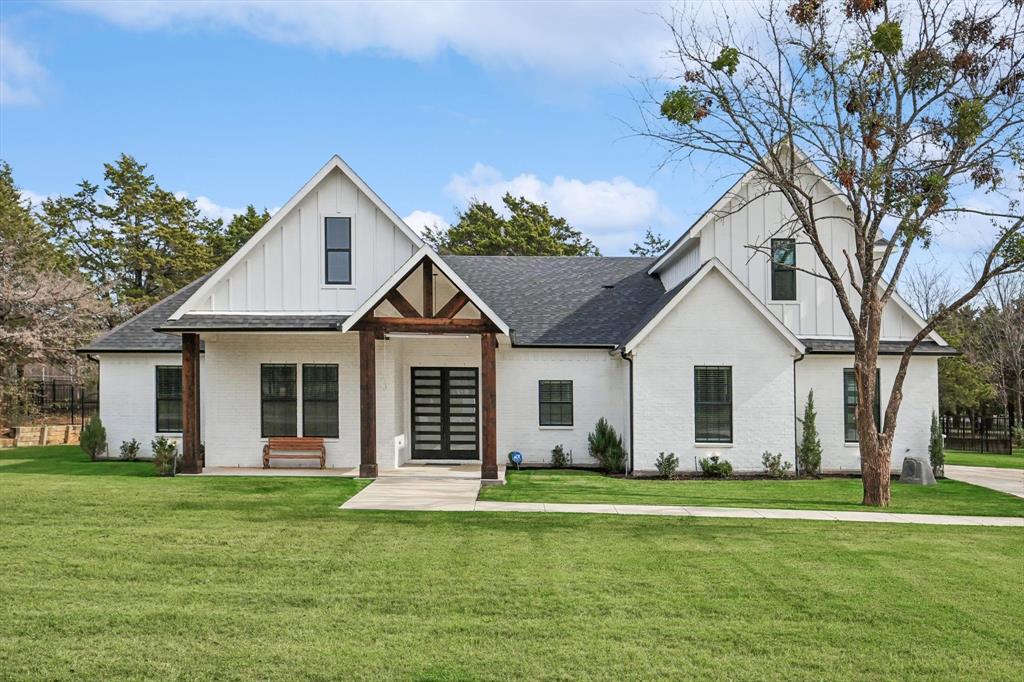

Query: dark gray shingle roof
[157,314,347,332]
[445,256,664,346]
[80,275,212,353]
[800,338,957,356]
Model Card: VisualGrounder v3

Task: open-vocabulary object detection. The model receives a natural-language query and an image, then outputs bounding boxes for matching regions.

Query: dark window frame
[261,364,298,438]
[324,216,352,285]
[694,366,733,443]
[155,365,183,433]
[844,368,882,442]
[538,380,574,427]
[771,238,797,301]
[302,364,339,439]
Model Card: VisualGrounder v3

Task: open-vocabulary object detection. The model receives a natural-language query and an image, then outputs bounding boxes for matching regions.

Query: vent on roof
[602,284,615,289]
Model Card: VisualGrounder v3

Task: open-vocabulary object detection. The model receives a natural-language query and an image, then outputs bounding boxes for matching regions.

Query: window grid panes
[261,364,297,437]
[155,366,183,432]
[539,380,573,426]
[844,368,881,442]
[324,217,352,285]
[302,364,339,438]
[694,366,732,443]
[771,238,796,301]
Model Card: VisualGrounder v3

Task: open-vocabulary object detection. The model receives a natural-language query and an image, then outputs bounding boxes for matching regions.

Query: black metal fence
[8,379,98,425]
[941,414,1013,454]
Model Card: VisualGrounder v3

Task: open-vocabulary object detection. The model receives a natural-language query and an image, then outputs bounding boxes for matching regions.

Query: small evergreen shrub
[152,436,179,477]
[655,451,679,479]
[699,455,733,478]
[929,411,945,477]
[587,417,627,473]
[761,451,793,479]
[119,438,141,461]
[550,444,570,468]
[798,390,823,477]
[80,417,107,461]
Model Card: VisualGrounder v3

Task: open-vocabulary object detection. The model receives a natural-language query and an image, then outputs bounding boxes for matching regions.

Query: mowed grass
[480,468,1024,517]
[0,446,1021,681]
[946,449,1024,469]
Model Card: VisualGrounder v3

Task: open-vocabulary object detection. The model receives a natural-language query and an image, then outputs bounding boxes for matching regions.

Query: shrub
[929,411,944,477]
[151,436,179,477]
[761,451,793,479]
[655,451,679,479]
[587,417,627,473]
[798,390,823,477]
[550,444,570,468]
[1014,425,1024,448]
[119,438,141,461]
[80,417,107,461]
[699,455,733,478]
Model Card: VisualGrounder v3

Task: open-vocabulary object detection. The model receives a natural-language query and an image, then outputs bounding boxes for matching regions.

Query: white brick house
[81,154,952,476]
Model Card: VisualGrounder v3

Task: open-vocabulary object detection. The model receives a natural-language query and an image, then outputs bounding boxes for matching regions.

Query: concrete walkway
[340,477,1024,526]
[945,465,1024,499]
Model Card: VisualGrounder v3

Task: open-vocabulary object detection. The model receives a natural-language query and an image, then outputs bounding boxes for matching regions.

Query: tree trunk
[860,432,892,507]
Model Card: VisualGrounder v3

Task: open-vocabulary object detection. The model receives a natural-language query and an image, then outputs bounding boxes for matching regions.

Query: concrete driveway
[945,465,1024,498]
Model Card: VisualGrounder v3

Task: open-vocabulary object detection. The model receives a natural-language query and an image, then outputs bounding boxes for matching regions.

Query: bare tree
[973,270,1024,422]
[901,261,956,318]
[640,0,1024,505]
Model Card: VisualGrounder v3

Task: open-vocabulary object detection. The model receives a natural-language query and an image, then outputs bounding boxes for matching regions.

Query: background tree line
[903,263,1024,422]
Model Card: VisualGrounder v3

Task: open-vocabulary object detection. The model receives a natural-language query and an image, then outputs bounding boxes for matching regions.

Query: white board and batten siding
[191,167,417,315]
[658,181,925,340]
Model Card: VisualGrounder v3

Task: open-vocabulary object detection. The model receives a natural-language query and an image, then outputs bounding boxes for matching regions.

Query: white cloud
[443,163,670,253]
[19,188,52,208]
[0,25,49,106]
[403,209,449,236]
[174,191,245,222]
[63,0,672,78]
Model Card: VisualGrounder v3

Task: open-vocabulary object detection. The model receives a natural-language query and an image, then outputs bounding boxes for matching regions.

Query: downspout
[624,350,635,477]
[793,351,805,475]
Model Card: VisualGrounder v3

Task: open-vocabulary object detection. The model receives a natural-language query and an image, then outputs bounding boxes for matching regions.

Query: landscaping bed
[480,468,1024,517]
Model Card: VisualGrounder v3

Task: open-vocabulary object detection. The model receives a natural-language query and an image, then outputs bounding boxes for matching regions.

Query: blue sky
[1,0,711,254]
[0,0,1011,273]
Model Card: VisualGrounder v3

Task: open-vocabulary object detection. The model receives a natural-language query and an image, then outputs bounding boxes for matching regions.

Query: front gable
[171,156,422,318]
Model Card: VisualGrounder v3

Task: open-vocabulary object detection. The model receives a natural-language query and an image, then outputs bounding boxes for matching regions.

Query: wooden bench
[262,437,326,469]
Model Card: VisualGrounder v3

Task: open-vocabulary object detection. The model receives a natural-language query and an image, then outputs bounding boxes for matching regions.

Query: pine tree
[629,228,671,257]
[798,390,822,477]
[929,411,944,477]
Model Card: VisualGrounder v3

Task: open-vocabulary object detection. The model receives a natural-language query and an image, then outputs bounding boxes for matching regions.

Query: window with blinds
[844,368,881,442]
[539,380,573,426]
[261,364,297,437]
[694,366,732,443]
[771,238,796,301]
[155,366,183,432]
[302,364,339,438]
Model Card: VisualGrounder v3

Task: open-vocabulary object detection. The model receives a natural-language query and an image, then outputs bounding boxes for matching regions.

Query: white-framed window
[324,217,352,285]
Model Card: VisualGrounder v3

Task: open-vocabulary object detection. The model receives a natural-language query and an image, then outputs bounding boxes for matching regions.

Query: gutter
[617,348,635,477]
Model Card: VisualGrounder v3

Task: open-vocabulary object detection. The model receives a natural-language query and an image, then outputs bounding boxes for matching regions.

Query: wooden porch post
[359,330,378,478]
[181,333,202,474]
[481,332,498,480]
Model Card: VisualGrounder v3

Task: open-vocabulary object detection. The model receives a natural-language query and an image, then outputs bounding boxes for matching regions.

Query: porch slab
[199,466,358,477]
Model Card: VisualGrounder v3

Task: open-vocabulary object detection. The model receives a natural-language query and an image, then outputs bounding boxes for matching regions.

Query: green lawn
[481,468,1024,517]
[1,446,1022,680]
[946,449,1024,469]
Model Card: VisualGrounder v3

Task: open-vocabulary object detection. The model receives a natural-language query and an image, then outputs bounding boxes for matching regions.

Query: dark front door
[411,367,479,460]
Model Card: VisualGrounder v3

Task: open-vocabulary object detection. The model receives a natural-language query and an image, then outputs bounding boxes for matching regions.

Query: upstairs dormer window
[771,238,796,301]
[325,217,352,285]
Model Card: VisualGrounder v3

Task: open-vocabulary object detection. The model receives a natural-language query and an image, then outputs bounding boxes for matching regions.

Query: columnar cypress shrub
[798,390,822,477]
[79,416,107,461]
[929,411,944,477]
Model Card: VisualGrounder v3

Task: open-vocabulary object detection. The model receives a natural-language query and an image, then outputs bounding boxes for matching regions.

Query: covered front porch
[170,248,509,481]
